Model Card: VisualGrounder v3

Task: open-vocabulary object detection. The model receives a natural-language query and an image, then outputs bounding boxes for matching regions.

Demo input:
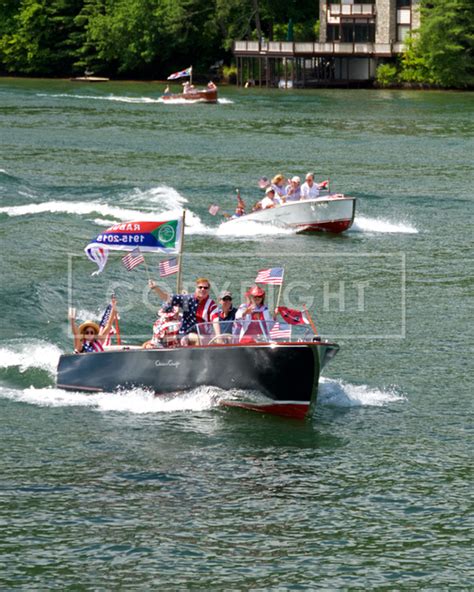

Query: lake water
[0,79,473,588]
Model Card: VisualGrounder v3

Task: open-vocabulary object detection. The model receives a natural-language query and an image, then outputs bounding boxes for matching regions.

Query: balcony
[233,41,401,57]
[329,4,376,17]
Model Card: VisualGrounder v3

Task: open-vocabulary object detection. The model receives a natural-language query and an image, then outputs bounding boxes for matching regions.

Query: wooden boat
[162,88,218,104]
[56,322,339,419]
[225,195,356,234]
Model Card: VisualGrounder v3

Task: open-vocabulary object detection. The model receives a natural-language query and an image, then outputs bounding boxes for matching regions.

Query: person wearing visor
[217,290,237,334]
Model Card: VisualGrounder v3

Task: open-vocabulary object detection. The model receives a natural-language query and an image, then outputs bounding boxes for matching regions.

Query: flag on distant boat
[255,267,284,285]
[159,257,179,277]
[276,306,310,326]
[122,248,145,271]
[167,66,192,80]
[208,204,220,216]
[85,218,183,274]
[269,322,291,340]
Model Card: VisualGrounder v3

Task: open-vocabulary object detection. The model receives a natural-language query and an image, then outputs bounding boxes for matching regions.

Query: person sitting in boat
[270,174,288,200]
[148,277,220,345]
[207,81,217,90]
[235,286,272,343]
[217,290,237,334]
[69,298,117,353]
[223,190,246,219]
[163,85,171,96]
[150,304,180,348]
[255,186,278,210]
[285,176,301,201]
[300,172,320,200]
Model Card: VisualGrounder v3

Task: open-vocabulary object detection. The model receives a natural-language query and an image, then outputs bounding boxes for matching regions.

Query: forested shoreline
[0,0,472,88]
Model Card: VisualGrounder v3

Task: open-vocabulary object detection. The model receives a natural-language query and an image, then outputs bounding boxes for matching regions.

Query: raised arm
[68,307,82,353]
[148,279,170,301]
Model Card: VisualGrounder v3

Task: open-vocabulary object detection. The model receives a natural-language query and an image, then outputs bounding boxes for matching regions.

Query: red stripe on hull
[296,218,353,234]
[221,401,310,420]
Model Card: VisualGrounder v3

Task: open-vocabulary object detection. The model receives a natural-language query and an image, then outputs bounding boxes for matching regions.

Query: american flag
[159,257,179,277]
[269,322,291,340]
[167,66,192,80]
[99,302,117,346]
[208,204,220,216]
[255,267,284,285]
[122,248,145,271]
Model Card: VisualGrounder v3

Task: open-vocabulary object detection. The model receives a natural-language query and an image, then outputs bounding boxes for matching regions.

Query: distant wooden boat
[162,88,218,104]
[70,76,110,82]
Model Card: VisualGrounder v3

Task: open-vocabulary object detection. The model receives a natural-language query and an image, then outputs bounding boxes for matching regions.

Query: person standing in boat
[68,297,117,353]
[223,190,246,219]
[235,286,272,343]
[148,277,220,345]
[217,290,237,334]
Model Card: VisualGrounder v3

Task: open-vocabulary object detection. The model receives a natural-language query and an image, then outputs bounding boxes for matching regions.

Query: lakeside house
[233,0,420,87]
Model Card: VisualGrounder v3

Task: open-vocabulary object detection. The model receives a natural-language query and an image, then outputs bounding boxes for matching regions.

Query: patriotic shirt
[80,340,104,353]
[170,294,218,335]
[152,318,180,348]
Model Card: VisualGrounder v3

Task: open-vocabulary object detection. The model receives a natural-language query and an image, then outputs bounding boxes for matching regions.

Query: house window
[397,24,411,41]
[397,0,411,6]
[341,20,375,42]
[327,25,341,41]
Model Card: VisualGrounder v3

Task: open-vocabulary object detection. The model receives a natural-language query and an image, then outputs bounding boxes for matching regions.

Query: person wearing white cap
[300,172,320,200]
[258,186,278,210]
[285,176,301,201]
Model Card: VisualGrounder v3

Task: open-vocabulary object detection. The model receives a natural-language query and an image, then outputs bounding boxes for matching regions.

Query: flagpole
[143,256,152,282]
[303,304,318,335]
[274,273,284,319]
[176,210,186,293]
[190,66,192,86]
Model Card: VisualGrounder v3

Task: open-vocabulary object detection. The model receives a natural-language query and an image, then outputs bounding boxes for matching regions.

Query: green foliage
[400,0,474,88]
[375,63,399,87]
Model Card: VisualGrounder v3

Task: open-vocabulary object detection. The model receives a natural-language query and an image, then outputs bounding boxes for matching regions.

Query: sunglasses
[222,297,232,301]
[84,330,96,335]
[197,286,210,290]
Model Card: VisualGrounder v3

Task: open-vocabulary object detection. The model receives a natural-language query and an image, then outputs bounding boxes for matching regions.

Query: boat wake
[0,339,62,376]
[350,215,418,234]
[37,93,163,104]
[318,377,406,407]
[216,218,294,238]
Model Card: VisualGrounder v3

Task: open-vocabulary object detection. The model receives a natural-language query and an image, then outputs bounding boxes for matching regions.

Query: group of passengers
[69,279,273,353]
[254,172,329,211]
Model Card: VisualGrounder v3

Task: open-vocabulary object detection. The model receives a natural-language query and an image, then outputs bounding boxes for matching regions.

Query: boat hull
[230,197,356,233]
[162,89,218,103]
[56,342,338,419]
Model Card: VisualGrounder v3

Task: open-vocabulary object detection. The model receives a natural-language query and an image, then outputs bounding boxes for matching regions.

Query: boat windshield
[195,320,316,346]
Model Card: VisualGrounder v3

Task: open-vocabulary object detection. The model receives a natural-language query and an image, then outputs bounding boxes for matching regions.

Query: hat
[291,176,301,183]
[78,320,100,335]
[160,303,174,314]
[249,285,265,297]
[265,186,275,195]
[219,290,232,299]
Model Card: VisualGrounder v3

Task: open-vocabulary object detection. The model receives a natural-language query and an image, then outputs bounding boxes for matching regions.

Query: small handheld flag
[159,257,179,277]
[269,322,291,340]
[276,306,310,326]
[122,248,145,271]
[255,267,284,285]
[208,204,220,216]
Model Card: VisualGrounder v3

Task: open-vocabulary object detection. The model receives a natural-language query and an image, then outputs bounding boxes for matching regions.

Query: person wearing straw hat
[68,297,117,354]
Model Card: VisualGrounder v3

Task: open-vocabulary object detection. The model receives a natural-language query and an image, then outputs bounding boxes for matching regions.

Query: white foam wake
[318,377,406,407]
[37,93,163,104]
[2,385,229,413]
[351,215,418,234]
[0,340,63,376]
[216,218,294,238]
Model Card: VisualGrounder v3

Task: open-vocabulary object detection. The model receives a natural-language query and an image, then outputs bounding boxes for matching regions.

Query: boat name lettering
[154,360,181,368]
[109,223,142,232]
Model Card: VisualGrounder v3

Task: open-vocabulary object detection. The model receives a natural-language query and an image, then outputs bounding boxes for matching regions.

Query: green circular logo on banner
[158,223,175,245]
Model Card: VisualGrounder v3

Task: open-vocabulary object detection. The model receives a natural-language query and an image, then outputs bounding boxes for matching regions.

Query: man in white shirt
[300,172,319,200]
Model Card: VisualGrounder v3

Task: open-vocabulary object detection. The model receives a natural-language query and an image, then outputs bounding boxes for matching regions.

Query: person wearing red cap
[235,285,272,343]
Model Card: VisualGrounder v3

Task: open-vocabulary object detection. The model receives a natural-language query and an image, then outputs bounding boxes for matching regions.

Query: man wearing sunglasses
[149,277,220,345]
[217,290,237,334]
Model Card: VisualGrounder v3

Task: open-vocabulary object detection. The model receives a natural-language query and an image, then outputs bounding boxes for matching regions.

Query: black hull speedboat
[57,338,339,419]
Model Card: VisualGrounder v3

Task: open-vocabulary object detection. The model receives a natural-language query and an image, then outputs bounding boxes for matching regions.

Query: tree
[401,0,474,88]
